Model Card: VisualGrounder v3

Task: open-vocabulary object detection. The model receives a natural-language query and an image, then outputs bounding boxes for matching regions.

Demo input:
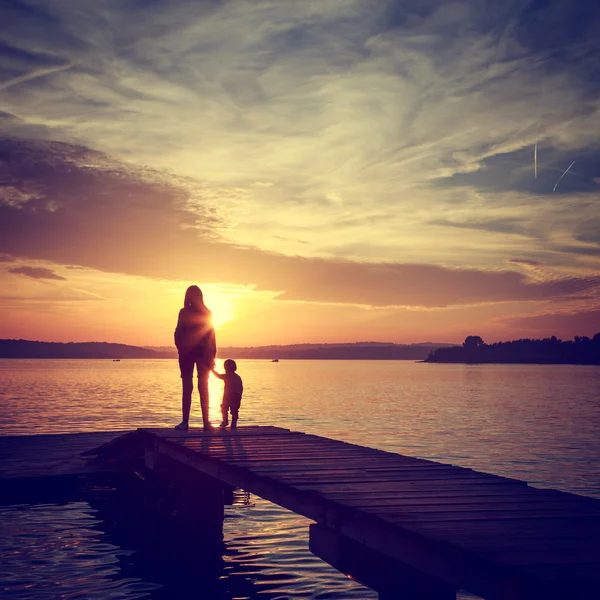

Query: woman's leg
[197,365,212,430]
[181,377,193,423]
[176,354,193,429]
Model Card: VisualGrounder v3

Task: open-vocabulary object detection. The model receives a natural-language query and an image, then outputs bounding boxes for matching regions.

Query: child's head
[223,359,237,373]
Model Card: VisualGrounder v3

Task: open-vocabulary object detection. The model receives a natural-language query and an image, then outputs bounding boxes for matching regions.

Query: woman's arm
[207,326,216,355]
[174,309,184,351]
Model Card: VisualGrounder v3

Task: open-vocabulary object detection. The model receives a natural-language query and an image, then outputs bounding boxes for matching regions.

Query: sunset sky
[1,0,600,347]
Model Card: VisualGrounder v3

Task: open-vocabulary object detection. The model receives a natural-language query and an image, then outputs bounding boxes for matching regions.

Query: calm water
[1,359,600,599]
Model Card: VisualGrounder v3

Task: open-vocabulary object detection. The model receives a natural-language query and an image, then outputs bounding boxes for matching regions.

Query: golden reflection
[209,359,225,421]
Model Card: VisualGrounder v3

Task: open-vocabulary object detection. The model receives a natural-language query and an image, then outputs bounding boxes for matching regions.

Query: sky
[1,0,600,347]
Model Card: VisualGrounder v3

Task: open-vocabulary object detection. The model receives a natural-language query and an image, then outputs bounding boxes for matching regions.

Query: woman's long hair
[184,285,210,314]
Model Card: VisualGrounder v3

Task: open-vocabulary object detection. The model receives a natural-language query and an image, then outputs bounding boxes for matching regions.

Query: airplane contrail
[553,160,575,192]
[534,142,538,179]
[0,62,75,91]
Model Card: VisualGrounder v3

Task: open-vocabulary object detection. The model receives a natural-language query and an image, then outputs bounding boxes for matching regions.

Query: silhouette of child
[212,359,244,429]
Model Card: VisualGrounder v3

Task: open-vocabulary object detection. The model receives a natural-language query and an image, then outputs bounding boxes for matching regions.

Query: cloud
[8,266,67,280]
[1,138,599,310]
[505,308,600,338]
[1,0,599,272]
[430,217,535,238]
[508,259,542,267]
[574,217,600,245]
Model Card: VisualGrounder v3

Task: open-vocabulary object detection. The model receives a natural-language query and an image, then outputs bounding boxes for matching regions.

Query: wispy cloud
[0,61,76,91]
[1,0,598,271]
[8,265,67,280]
[505,307,600,338]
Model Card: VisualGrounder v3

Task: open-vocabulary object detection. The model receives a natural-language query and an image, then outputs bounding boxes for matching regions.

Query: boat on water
[271,359,279,362]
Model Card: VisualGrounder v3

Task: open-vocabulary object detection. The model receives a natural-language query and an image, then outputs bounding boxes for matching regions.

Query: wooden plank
[294,476,517,492]
[267,468,498,480]
[181,450,425,464]
[185,448,435,465]
[177,436,426,452]
[338,497,598,511]
[220,461,469,473]
[150,425,292,433]
[205,451,392,460]
[257,474,471,486]
[397,520,600,541]
[254,471,469,482]
[180,446,428,463]
[317,489,537,503]
[382,511,600,525]
[178,436,333,446]
[150,428,294,439]
[513,562,600,582]
[371,508,600,522]
[466,539,600,560]
[247,464,449,474]
[484,552,600,567]
[252,473,502,486]
[258,476,519,493]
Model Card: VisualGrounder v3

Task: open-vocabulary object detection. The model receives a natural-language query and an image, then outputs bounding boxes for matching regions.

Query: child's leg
[230,394,241,429]
[220,401,229,427]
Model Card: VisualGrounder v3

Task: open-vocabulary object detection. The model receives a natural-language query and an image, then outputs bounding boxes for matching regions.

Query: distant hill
[214,342,454,360]
[0,339,172,359]
[425,334,600,365]
[1,339,454,360]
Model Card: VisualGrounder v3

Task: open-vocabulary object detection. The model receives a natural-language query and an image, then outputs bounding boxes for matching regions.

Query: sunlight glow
[203,290,235,329]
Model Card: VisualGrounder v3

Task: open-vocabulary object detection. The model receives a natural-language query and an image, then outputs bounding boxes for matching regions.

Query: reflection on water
[0,501,160,599]
[1,359,600,598]
[0,479,372,599]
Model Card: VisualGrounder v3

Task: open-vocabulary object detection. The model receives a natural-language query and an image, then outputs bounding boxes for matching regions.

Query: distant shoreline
[0,339,453,361]
[3,338,599,364]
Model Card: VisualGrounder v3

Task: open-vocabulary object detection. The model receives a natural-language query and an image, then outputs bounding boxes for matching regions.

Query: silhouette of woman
[174,285,216,431]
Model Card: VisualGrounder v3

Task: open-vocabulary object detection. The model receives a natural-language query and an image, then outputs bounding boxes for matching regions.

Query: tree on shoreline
[426,334,600,365]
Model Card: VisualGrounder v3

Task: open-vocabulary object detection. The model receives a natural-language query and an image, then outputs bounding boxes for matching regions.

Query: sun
[206,291,235,329]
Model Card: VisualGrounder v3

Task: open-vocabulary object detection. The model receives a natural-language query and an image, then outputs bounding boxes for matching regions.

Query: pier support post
[144,445,230,533]
[176,471,225,524]
[309,524,456,600]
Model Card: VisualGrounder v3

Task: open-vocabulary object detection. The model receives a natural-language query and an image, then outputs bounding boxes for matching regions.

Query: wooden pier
[2,426,600,599]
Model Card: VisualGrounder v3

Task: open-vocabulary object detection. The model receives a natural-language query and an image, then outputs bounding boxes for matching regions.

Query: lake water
[1,359,600,599]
